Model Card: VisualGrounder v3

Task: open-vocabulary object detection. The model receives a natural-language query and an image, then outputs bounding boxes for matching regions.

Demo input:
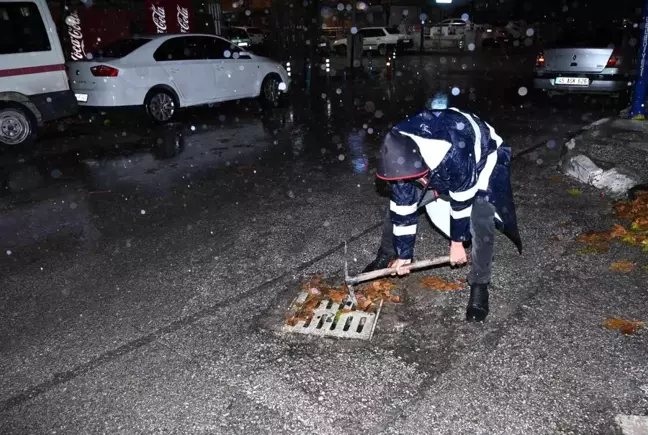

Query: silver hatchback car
[534,26,638,96]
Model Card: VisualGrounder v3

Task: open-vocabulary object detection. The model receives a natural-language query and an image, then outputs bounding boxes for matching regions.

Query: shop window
[0,2,50,54]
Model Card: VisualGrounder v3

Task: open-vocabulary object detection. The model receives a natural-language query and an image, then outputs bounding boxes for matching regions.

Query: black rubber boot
[466,283,489,322]
[362,251,396,273]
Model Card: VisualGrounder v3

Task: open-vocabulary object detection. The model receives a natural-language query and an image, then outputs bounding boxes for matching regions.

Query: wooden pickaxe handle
[346,256,451,286]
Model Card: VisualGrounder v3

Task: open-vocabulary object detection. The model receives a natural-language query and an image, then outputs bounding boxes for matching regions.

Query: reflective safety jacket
[376,107,522,260]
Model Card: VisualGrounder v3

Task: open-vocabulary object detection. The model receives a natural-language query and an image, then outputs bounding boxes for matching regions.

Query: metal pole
[630,1,648,119]
[349,0,356,70]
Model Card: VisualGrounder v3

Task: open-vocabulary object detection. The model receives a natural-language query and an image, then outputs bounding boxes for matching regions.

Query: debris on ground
[609,262,636,273]
[420,276,465,291]
[285,276,400,327]
[603,317,645,335]
[567,188,582,196]
[576,191,648,253]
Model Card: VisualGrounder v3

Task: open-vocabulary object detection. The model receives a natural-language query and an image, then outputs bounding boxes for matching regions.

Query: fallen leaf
[577,244,609,254]
[420,276,464,291]
[577,231,611,244]
[609,224,629,238]
[610,262,635,272]
[567,188,582,196]
[603,317,645,335]
[550,175,563,182]
[390,295,402,303]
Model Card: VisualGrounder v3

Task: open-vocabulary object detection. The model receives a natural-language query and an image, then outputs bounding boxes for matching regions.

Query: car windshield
[551,27,637,48]
[385,27,401,35]
[92,38,151,58]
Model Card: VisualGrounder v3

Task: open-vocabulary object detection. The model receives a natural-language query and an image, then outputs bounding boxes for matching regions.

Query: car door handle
[169,68,180,73]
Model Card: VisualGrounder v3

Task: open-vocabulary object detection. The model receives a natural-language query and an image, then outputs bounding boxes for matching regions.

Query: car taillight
[536,52,545,67]
[606,50,621,67]
[90,65,119,77]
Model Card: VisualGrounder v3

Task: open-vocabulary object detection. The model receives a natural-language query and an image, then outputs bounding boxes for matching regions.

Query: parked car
[0,0,78,148]
[221,27,252,48]
[533,26,637,96]
[333,27,413,55]
[231,26,265,46]
[67,34,291,122]
[429,18,468,36]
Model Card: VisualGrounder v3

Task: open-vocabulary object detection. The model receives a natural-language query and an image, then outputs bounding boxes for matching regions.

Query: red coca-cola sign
[151,4,168,33]
[65,10,87,60]
[145,0,192,34]
[177,5,190,33]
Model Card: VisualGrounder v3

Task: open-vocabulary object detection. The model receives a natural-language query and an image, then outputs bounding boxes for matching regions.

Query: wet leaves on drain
[420,276,464,291]
[610,262,635,272]
[286,277,400,326]
[602,317,645,335]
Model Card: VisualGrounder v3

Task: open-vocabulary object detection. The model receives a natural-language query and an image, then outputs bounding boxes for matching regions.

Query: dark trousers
[378,192,495,285]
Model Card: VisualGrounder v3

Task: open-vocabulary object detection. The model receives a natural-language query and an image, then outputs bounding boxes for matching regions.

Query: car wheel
[145,88,177,123]
[0,104,36,150]
[378,45,387,56]
[260,74,285,108]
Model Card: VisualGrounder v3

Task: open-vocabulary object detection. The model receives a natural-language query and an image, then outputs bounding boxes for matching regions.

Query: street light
[436,0,452,3]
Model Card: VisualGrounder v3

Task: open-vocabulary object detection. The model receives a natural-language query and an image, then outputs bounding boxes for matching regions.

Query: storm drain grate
[283,291,382,340]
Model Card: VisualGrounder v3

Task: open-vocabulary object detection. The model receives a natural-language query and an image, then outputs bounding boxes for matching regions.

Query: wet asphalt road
[1,53,645,434]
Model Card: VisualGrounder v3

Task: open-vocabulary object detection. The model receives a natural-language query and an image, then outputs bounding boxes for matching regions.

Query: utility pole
[630,0,648,119]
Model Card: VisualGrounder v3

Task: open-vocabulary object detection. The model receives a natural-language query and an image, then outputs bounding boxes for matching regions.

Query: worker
[363,91,522,322]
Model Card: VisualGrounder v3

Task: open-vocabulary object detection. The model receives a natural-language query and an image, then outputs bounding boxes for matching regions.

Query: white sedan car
[67,34,291,122]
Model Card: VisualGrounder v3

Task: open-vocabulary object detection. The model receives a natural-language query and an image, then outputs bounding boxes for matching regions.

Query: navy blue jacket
[376,107,522,260]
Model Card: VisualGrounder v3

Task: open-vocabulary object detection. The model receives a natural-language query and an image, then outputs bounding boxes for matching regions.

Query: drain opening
[284,291,383,340]
[357,317,367,333]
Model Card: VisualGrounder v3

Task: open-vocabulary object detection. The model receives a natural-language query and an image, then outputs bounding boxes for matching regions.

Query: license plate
[555,77,589,86]
[75,93,88,102]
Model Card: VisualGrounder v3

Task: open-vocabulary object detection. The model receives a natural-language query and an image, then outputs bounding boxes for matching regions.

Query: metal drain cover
[283,291,382,340]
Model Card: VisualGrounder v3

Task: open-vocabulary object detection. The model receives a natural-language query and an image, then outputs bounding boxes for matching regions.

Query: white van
[0,0,78,148]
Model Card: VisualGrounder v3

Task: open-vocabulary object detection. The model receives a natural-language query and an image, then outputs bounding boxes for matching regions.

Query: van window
[0,2,51,54]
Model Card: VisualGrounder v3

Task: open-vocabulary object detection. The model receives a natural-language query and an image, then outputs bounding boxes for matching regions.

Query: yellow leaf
[567,188,582,196]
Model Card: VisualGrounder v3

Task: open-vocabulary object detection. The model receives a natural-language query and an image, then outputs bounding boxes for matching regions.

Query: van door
[0,1,69,97]
[0,0,77,139]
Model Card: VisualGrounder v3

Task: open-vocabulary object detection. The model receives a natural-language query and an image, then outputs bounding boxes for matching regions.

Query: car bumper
[70,87,147,108]
[533,75,632,94]
[31,90,78,124]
